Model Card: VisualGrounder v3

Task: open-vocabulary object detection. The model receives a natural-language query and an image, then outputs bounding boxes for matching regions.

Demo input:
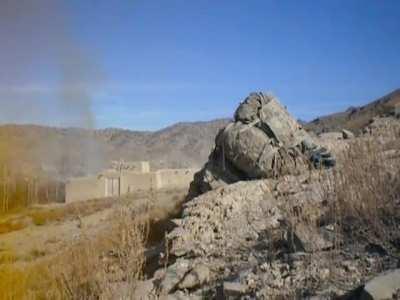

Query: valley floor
[0,188,187,299]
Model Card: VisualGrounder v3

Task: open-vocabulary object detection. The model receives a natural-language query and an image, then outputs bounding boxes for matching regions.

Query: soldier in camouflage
[188,92,335,198]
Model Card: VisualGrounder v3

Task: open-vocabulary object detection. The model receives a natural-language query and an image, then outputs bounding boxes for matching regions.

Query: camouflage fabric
[188,92,336,199]
[235,92,310,147]
[217,122,309,179]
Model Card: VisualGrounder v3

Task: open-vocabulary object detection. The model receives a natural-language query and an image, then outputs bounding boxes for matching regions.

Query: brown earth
[0,118,230,179]
[305,88,400,134]
[2,88,399,181]
[0,187,189,299]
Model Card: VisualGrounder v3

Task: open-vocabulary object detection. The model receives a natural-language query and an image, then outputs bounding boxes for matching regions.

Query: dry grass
[0,203,149,299]
[0,219,27,234]
[329,136,400,255]
[27,198,115,226]
[268,133,400,295]
[54,206,149,299]
[0,248,19,265]
[0,185,186,298]
[0,197,115,235]
[0,264,49,300]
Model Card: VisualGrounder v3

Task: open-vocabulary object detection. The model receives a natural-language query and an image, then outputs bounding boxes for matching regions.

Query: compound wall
[65,176,106,203]
[120,171,159,194]
[111,161,150,173]
[156,169,197,189]
[65,168,197,203]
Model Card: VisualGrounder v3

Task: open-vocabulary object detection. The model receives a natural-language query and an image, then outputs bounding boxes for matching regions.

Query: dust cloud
[0,0,103,128]
[0,0,106,178]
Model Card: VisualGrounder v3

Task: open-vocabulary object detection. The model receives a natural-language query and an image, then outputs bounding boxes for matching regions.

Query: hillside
[305,88,400,134]
[2,88,400,180]
[0,118,230,179]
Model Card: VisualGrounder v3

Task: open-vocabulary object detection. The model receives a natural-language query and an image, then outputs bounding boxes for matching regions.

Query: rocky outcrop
[170,175,330,260]
[362,117,400,137]
[342,129,355,139]
[341,269,400,300]
[360,269,400,300]
[130,95,400,299]
[138,170,398,299]
[305,88,400,134]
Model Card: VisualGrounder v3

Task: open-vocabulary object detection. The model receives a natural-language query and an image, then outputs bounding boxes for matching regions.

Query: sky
[0,0,399,130]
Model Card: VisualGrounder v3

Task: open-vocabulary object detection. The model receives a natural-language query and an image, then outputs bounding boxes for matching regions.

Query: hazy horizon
[1,0,399,130]
[0,86,399,132]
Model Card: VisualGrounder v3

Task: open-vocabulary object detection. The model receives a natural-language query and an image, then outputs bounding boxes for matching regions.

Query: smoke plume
[0,0,106,177]
[0,0,104,128]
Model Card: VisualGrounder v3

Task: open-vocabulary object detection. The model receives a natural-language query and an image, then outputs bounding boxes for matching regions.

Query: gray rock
[178,264,210,289]
[342,129,355,139]
[223,282,248,297]
[160,259,192,293]
[319,131,343,141]
[132,280,157,300]
[340,269,400,300]
[165,291,202,300]
[361,269,400,300]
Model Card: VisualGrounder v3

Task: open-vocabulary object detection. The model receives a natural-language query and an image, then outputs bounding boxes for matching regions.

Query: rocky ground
[131,116,400,300]
[3,94,400,299]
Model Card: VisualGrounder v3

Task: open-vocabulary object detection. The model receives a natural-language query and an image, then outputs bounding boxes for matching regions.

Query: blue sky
[0,0,399,130]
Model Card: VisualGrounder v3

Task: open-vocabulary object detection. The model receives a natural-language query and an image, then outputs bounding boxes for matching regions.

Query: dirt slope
[0,119,230,178]
[305,88,400,134]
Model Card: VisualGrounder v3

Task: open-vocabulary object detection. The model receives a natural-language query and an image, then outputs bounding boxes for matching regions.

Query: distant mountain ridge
[0,118,231,179]
[1,88,399,179]
[305,89,400,134]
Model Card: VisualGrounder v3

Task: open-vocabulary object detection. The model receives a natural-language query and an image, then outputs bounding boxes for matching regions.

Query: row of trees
[0,165,65,213]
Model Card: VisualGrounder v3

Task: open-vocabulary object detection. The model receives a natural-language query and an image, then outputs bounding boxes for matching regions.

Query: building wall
[65,176,106,203]
[140,162,151,173]
[111,161,150,173]
[65,167,197,203]
[156,169,197,189]
[120,171,159,194]
[105,177,120,197]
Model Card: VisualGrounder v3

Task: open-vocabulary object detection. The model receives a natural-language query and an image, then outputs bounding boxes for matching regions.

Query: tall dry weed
[54,204,149,299]
[274,134,400,292]
[0,203,149,299]
[330,136,400,254]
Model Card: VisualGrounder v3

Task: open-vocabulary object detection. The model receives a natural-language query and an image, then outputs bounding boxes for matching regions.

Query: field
[0,188,186,299]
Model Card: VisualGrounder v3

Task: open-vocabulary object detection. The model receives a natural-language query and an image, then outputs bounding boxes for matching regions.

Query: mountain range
[1,88,399,179]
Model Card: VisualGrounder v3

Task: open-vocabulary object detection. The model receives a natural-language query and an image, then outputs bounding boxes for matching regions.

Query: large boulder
[341,269,400,300]
[342,129,355,139]
[361,269,400,300]
[188,92,336,199]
